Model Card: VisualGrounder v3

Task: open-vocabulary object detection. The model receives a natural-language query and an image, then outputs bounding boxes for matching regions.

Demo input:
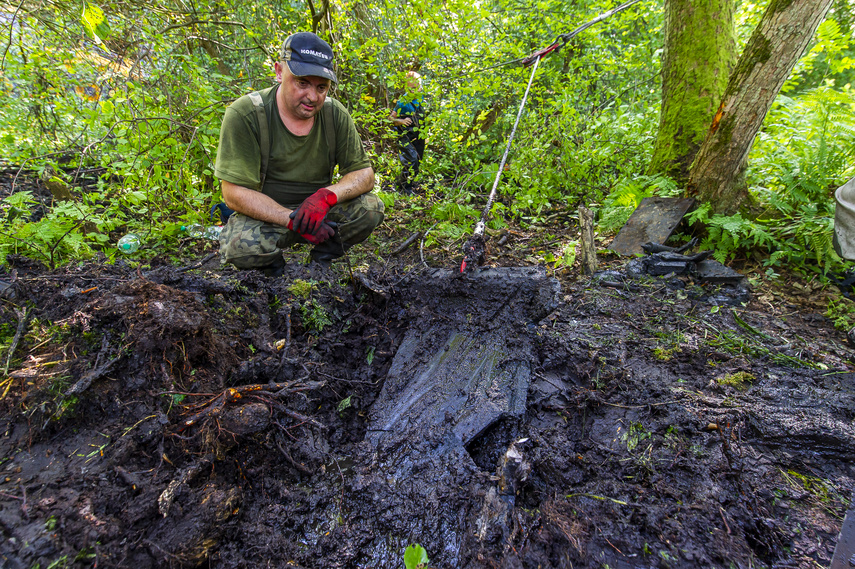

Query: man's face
[276,62,331,120]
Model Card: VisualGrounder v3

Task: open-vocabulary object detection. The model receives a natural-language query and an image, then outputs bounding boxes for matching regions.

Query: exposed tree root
[177,380,327,432]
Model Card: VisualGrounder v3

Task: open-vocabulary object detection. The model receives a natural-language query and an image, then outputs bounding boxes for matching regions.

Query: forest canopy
[0,0,853,274]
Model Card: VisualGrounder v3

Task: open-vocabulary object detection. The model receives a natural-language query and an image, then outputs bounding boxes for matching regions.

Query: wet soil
[0,224,853,569]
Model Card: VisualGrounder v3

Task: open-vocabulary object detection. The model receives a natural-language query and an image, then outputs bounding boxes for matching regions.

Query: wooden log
[578,206,598,275]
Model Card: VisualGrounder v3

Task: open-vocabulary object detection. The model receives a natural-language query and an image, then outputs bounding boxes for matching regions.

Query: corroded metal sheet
[831,501,855,569]
[696,259,745,284]
[609,197,696,256]
[367,267,559,452]
[368,327,530,449]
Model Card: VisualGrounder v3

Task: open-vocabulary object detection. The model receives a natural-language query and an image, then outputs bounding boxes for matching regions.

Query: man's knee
[333,194,384,244]
[219,213,289,269]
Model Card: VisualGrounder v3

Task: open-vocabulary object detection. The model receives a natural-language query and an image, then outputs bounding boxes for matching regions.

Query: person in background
[388,71,425,194]
[215,32,384,274]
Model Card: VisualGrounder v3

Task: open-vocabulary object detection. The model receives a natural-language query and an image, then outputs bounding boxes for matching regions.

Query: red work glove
[288,212,335,245]
[289,188,337,235]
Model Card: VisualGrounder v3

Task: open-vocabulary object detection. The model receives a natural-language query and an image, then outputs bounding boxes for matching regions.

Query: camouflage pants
[219,193,385,270]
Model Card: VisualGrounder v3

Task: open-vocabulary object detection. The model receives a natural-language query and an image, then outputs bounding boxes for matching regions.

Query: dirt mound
[0,257,853,568]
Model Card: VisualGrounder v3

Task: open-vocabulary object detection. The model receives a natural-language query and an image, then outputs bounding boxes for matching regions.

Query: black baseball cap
[279,32,337,84]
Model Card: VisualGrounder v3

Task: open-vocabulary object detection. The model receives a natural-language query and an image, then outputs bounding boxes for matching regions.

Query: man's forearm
[222,181,293,227]
[328,167,375,203]
[222,167,374,227]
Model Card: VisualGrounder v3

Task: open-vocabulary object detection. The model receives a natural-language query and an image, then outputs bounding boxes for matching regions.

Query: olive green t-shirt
[214,85,372,208]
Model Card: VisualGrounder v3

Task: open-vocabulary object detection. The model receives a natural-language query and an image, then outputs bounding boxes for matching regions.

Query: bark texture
[688,0,834,214]
[648,0,737,183]
[579,206,598,275]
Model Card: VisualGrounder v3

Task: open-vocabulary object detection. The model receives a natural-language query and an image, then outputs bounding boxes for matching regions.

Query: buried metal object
[830,495,855,569]
[635,242,745,286]
[609,196,696,256]
[368,266,560,452]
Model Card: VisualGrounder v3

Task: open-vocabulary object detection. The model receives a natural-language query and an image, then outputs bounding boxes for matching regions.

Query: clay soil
[0,195,854,569]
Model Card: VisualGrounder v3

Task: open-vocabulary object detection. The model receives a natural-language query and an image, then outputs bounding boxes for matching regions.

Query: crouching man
[214,32,384,274]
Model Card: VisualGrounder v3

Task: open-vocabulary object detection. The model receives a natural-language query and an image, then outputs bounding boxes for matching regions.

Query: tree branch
[0,0,26,71]
[159,19,246,34]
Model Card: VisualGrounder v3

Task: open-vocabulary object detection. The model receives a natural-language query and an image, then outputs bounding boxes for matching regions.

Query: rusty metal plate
[367,267,560,453]
[695,259,745,284]
[609,197,696,256]
[831,501,855,569]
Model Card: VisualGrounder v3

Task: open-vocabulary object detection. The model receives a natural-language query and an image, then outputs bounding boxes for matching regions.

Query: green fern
[741,83,855,275]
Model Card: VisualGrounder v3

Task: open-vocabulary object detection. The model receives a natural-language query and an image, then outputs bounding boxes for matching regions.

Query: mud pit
[0,253,853,568]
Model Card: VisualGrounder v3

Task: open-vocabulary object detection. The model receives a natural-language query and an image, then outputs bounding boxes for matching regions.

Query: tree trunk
[198,39,232,77]
[461,98,507,146]
[688,0,834,214]
[578,206,598,275]
[648,0,737,183]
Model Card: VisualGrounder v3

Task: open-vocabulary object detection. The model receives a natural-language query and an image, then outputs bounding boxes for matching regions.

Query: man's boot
[262,255,287,277]
[309,249,338,268]
[310,237,348,267]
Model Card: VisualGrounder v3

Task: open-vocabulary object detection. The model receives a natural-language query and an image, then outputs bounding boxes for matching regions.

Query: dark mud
[0,250,853,569]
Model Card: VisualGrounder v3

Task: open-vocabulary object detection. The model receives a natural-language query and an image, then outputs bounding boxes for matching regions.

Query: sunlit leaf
[81,3,111,44]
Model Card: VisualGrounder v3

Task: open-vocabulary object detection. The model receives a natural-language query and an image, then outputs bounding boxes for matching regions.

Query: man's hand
[288,212,335,245]
[290,188,337,234]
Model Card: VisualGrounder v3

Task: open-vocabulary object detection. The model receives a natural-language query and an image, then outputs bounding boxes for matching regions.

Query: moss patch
[716,371,755,390]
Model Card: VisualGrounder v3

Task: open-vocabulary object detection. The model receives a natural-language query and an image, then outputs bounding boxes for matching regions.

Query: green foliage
[702,320,815,368]
[0,0,851,281]
[826,297,855,332]
[337,395,352,412]
[621,421,651,453]
[704,84,855,274]
[0,191,122,267]
[300,300,332,333]
[45,556,70,569]
[403,543,430,569]
[546,240,578,271]
[685,204,775,264]
[780,468,848,517]
[81,3,111,44]
[783,18,855,94]
[287,279,331,332]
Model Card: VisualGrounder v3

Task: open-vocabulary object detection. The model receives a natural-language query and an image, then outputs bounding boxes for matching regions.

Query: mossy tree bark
[688,0,833,214]
[648,0,737,183]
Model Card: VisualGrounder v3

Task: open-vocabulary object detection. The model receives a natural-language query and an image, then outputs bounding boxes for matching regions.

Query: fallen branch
[2,307,29,378]
[578,206,597,275]
[176,252,219,273]
[275,433,313,474]
[420,222,439,269]
[390,231,421,255]
[157,454,214,517]
[269,399,327,430]
[66,353,124,396]
[353,272,388,299]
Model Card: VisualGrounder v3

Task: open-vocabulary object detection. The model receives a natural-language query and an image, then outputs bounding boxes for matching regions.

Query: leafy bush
[0,0,852,281]
[743,84,855,273]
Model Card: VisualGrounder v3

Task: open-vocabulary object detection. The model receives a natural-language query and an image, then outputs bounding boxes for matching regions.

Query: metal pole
[472,54,542,238]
